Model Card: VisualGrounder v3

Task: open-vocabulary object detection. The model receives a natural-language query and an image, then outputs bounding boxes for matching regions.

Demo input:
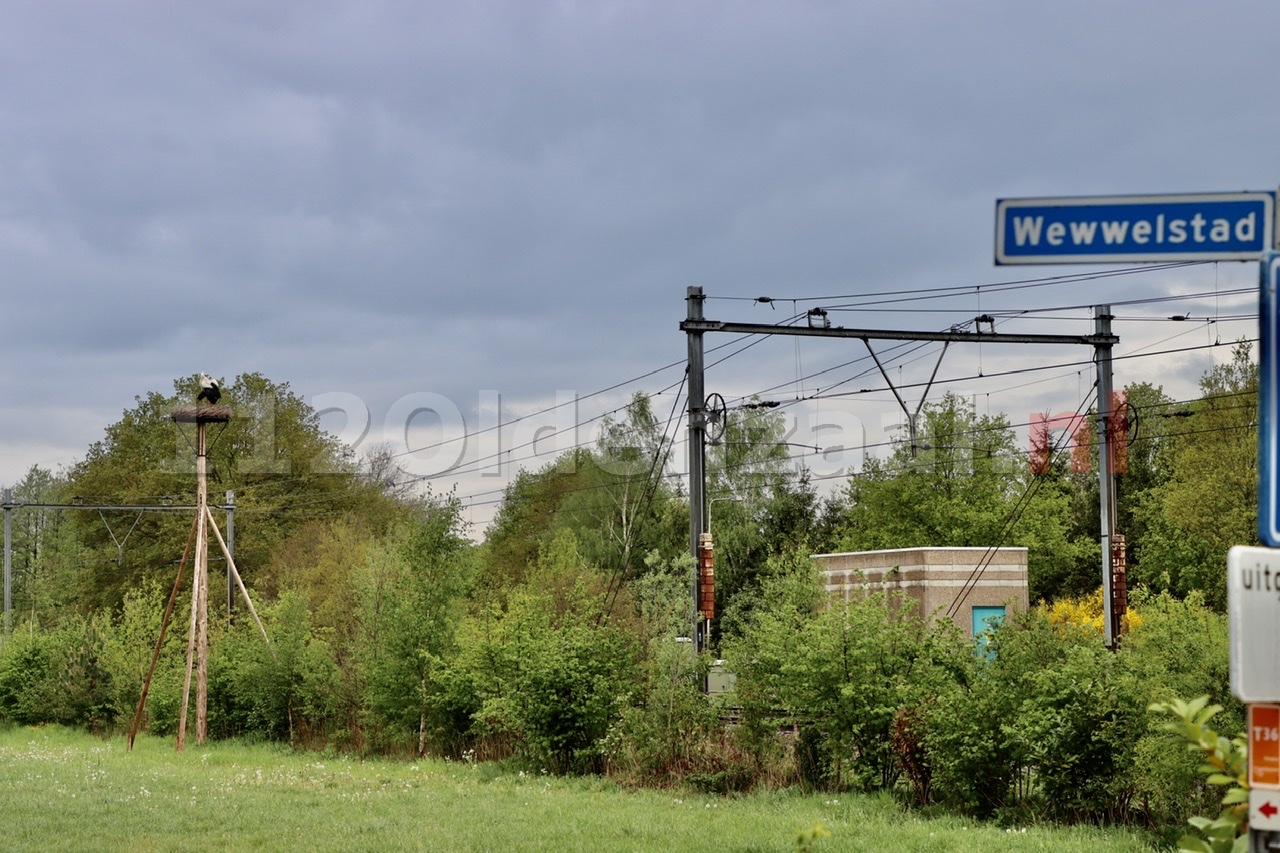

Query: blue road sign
[1261,252,1280,546]
[995,192,1275,265]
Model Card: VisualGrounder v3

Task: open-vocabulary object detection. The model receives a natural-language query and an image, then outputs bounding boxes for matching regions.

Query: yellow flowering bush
[1040,587,1142,634]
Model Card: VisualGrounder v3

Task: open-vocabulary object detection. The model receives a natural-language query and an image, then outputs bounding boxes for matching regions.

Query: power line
[396,335,1257,514]
[166,306,1258,507]
[706,262,1211,306]
[945,389,1099,620]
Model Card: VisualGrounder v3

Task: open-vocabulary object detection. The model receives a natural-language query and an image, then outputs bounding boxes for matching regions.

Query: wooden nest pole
[174,407,228,750]
[128,403,274,752]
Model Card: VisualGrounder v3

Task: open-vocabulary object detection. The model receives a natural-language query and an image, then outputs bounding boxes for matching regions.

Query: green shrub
[448,584,640,774]
[1005,641,1146,823]
[0,627,57,724]
[355,507,474,756]
[920,592,1238,834]
[922,610,1106,819]
[1123,590,1239,832]
[0,618,115,731]
[920,655,1019,817]
[603,638,719,785]
[453,530,642,773]
[1149,696,1248,853]
[99,582,185,735]
[794,725,830,791]
[206,592,341,744]
[724,562,970,793]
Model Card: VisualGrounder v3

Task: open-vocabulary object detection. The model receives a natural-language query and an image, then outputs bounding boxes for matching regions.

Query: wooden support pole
[127,513,198,751]
[177,521,199,752]
[205,504,274,658]
[195,419,210,744]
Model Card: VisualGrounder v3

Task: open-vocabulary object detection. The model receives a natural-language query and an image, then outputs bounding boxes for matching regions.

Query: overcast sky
[3,1,1276,532]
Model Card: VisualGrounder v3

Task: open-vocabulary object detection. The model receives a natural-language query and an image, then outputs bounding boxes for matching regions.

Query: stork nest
[170,404,233,423]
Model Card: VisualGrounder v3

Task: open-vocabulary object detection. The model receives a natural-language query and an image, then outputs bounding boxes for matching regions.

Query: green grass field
[0,726,1156,852]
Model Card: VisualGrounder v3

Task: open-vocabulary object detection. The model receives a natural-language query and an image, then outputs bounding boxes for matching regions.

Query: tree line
[0,352,1259,838]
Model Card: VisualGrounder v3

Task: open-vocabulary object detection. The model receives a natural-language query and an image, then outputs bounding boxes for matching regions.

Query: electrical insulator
[698,532,715,621]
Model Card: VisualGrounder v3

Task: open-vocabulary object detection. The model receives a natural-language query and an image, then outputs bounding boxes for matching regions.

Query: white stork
[197,374,221,405]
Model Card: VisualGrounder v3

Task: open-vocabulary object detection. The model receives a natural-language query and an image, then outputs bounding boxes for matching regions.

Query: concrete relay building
[811,546,1029,639]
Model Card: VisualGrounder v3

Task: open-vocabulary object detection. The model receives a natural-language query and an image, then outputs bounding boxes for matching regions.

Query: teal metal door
[972,605,1005,659]
[972,605,1005,641]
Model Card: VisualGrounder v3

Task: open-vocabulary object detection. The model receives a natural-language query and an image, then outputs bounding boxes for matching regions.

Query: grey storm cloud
[1,0,1278,528]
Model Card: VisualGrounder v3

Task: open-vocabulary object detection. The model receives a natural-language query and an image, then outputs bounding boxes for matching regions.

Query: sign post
[1251,252,1280,852]
[1230,548,1280,846]
[1260,252,1280,546]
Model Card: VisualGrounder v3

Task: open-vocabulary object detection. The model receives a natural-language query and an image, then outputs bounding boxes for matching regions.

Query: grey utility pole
[3,489,11,634]
[686,286,708,651]
[1094,306,1119,648]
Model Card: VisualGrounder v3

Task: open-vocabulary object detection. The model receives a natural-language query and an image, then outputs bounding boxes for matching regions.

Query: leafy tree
[481,393,684,616]
[356,492,475,756]
[261,518,380,646]
[1131,343,1257,608]
[6,465,77,626]
[211,591,342,745]
[358,442,426,504]
[65,372,403,613]
[707,399,793,506]
[1058,381,1178,593]
[1115,381,1179,570]
[706,401,819,620]
[481,453,590,591]
[629,549,697,644]
[556,393,685,592]
[832,393,1094,601]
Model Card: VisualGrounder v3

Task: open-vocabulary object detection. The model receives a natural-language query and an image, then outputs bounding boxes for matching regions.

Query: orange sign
[1251,704,1280,789]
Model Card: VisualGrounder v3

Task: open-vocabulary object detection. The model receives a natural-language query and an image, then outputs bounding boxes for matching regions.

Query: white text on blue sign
[995,192,1274,264]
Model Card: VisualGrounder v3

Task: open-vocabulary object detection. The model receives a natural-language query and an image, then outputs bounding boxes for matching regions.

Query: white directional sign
[1229,546,1280,702]
[1252,789,1280,831]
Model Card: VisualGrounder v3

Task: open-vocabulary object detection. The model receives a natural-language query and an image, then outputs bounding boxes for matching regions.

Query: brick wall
[812,547,1029,638]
